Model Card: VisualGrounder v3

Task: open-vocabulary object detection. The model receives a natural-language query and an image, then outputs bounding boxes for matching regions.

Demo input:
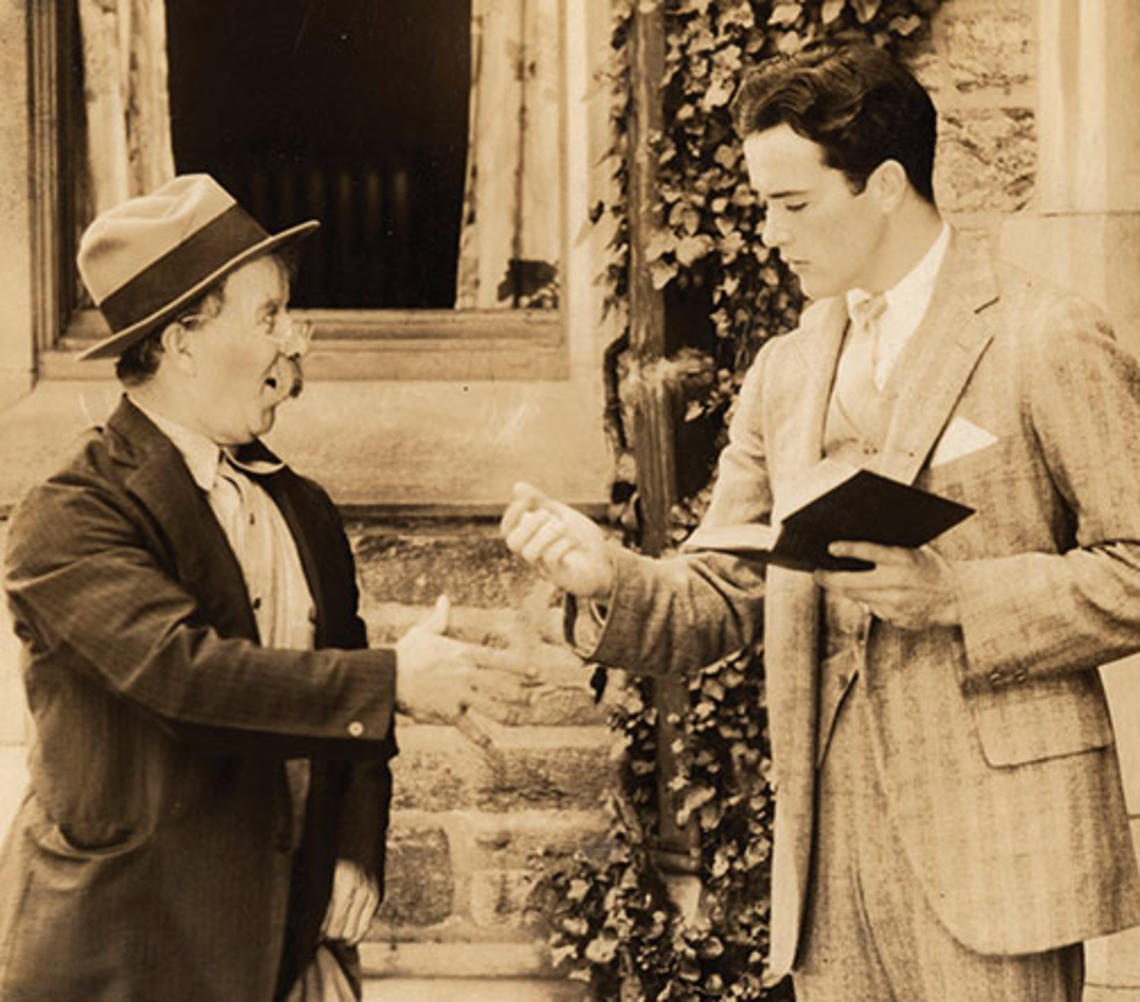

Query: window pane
[166,0,471,309]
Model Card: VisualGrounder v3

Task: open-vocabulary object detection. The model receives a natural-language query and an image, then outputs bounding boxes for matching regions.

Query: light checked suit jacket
[583,231,1140,983]
[0,397,398,1002]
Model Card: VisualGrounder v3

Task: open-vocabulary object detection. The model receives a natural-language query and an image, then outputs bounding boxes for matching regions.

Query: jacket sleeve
[953,298,1140,687]
[571,342,774,675]
[4,475,397,758]
[315,493,397,879]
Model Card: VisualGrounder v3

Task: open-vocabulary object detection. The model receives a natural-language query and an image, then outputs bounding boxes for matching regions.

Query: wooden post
[627,0,673,556]
[626,0,698,880]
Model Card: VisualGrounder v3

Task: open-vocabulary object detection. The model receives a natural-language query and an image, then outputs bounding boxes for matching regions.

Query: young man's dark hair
[730,41,938,204]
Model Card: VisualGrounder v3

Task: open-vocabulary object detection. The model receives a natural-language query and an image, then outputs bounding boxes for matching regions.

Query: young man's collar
[846,220,950,318]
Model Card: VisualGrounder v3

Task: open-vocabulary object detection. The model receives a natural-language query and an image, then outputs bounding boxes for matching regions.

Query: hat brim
[76,219,321,361]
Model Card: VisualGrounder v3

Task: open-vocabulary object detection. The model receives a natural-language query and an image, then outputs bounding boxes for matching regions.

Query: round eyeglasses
[263,315,313,355]
[176,310,314,355]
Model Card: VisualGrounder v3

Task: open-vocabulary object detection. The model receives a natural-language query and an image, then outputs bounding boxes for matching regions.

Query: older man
[0,174,527,1002]
[504,43,1140,1002]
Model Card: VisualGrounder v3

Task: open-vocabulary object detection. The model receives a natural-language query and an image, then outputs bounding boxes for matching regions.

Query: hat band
[99,203,270,333]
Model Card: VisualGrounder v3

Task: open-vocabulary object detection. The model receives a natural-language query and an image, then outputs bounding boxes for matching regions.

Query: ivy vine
[532,3,943,999]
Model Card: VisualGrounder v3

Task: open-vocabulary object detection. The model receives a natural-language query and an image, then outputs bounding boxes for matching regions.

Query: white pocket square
[930,416,998,468]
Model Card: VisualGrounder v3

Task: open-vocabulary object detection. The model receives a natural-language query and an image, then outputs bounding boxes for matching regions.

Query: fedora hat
[76,173,319,361]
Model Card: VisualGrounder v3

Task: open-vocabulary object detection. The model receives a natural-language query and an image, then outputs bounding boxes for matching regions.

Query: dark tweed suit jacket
[582,233,1140,983]
[0,397,398,1002]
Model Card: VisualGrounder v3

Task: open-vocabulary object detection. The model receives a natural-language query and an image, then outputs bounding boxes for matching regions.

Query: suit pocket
[966,672,1115,767]
[27,798,150,861]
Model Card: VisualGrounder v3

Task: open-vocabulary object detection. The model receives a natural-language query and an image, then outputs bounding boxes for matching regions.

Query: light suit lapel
[872,231,1000,485]
[762,297,850,979]
[771,296,850,522]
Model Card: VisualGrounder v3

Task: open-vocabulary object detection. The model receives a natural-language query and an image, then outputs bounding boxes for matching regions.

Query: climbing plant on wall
[530,2,943,1000]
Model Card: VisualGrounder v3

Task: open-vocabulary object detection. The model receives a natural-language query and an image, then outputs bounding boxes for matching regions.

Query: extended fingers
[827,541,916,565]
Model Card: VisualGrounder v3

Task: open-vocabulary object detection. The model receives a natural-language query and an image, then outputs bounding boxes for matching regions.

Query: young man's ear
[866,158,910,212]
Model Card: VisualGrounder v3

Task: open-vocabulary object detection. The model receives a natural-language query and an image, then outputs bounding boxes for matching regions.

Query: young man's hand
[813,542,961,629]
[500,482,616,600]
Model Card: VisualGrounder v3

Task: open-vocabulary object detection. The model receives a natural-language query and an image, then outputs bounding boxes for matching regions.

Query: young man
[0,174,531,1002]
[502,43,1140,1001]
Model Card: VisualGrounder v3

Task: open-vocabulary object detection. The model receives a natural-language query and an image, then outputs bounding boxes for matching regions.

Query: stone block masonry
[346,520,618,981]
[914,0,1037,225]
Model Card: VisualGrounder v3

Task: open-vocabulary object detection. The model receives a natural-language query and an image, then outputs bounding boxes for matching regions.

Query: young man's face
[185,255,307,445]
[743,123,887,299]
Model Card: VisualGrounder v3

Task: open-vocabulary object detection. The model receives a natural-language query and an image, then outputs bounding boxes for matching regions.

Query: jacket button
[347,721,364,737]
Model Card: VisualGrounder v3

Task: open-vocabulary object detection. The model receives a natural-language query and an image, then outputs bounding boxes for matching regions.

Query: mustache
[282,357,304,399]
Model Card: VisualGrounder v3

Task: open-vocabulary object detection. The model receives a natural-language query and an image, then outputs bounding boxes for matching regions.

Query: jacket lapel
[108,398,258,640]
[873,231,1000,485]
[771,297,849,523]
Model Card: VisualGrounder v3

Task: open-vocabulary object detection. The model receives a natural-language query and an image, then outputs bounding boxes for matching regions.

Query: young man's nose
[761,212,789,250]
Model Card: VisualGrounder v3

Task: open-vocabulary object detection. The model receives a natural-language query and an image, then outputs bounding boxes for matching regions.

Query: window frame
[32,1,570,384]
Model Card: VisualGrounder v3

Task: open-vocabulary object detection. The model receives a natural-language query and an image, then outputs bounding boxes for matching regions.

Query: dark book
[684,461,974,572]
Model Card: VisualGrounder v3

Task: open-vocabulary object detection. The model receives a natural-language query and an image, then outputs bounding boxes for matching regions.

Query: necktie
[851,292,888,388]
[835,292,888,406]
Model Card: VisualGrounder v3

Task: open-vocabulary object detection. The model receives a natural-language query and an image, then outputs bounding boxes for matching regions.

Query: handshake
[394,483,615,726]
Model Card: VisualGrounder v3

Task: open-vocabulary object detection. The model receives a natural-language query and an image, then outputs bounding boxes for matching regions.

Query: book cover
[684,462,974,572]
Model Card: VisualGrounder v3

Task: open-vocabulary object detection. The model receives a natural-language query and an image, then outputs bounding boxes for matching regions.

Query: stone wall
[308,522,617,981]
[917,0,1036,228]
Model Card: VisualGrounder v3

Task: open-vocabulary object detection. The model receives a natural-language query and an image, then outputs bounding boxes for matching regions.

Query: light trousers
[793,671,1085,1002]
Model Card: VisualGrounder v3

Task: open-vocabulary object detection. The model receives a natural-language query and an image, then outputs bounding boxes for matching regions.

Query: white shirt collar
[129,397,223,492]
[845,221,950,320]
[843,223,950,390]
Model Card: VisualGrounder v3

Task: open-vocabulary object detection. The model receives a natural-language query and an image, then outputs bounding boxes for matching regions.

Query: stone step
[362,977,585,1002]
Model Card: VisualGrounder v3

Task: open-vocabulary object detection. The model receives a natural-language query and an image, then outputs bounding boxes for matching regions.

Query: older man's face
[184,255,307,445]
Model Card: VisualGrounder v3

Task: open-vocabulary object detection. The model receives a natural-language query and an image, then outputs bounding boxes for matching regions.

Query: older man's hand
[321,859,379,946]
[813,541,961,630]
[394,596,539,724]
[500,482,616,601]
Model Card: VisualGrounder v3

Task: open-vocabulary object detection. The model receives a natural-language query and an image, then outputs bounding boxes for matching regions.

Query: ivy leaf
[645,229,676,261]
[889,13,923,36]
[719,2,756,31]
[775,31,803,55]
[676,783,716,825]
[713,143,740,170]
[768,2,803,28]
[676,234,715,266]
[650,258,679,290]
[822,0,847,24]
[852,0,882,22]
[584,931,620,964]
[567,878,591,902]
[550,943,579,967]
[701,74,736,110]
[562,916,590,936]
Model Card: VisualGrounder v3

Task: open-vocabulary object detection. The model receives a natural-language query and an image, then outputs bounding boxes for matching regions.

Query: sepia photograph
[0,1,1138,1000]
